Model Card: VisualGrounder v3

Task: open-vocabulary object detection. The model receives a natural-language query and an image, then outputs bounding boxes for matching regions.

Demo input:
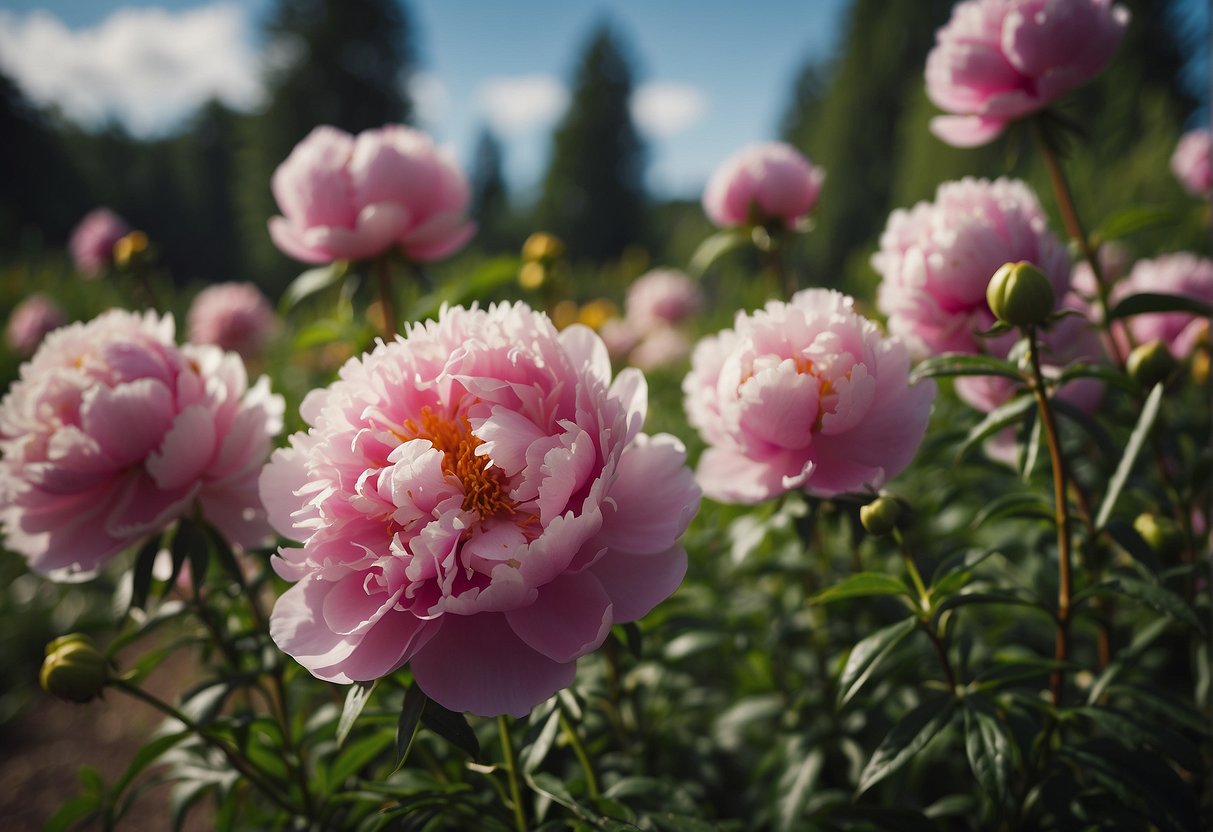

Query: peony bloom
[6,294,66,356]
[1111,253,1213,358]
[703,142,825,229]
[683,289,935,505]
[69,208,131,277]
[187,282,278,360]
[261,302,700,717]
[0,310,284,580]
[926,0,1129,147]
[630,326,692,372]
[1171,129,1211,198]
[269,125,475,265]
[625,269,703,331]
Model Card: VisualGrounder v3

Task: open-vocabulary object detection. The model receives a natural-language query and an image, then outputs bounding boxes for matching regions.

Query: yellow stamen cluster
[400,407,516,518]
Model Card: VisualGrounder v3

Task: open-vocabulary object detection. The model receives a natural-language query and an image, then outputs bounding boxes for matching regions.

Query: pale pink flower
[683,289,935,504]
[6,294,66,356]
[1111,253,1213,358]
[625,269,703,331]
[1171,129,1211,198]
[0,310,284,580]
[599,317,640,359]
[187,282,278,359]
[630,326,691,371]
[261,302,700,717]
[874,177,1071,359]
[703,142,825,229]
[69,208,131,277]
[269,125,475,265]
[926,0,1130,147]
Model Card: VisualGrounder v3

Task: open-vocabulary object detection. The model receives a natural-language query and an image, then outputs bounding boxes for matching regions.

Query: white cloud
[631,82,709,138]
[0,4,263,136]
[407,71,448,130]
[476,74,568,135]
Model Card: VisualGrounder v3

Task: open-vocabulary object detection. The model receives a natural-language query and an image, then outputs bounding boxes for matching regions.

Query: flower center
[400,407,516,518]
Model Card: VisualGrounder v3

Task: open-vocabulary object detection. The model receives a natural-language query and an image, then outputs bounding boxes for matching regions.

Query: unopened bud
[986,261,1055,328]
[1133,513,1183,559]
[40,634,108,703]
[1125,340,1176,389]
[522,232,564,264]
[860,496,902,537]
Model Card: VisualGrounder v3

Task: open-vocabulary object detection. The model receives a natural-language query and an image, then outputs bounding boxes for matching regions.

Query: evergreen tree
[538,24,648,262]
[469,127,510,252]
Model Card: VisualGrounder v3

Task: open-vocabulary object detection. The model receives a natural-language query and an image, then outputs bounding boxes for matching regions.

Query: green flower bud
[986,261,1055,328]
[1125,340,1177,389]
[40,635,108,703]
[860,496,902,537]
[1133,513,1184,559]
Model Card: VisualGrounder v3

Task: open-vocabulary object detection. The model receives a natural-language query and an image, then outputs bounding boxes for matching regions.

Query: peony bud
[986,261,1056,328]
[860,496,903,537]
[1134,513,1184,560]
[1125,340,1177,389]
[40,635,108,703]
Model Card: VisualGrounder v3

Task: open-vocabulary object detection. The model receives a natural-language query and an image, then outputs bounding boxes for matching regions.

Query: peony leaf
[1093,382,1163,531]
[419,696,480,761]
[1108,292,1211,320]
[1079,576,1204,634]
[811,573,913,605]
[1097,206,1179,241]
[857,695,957,794]
[394,681,428,770]
[336,679,378,748]
[280,262,347,310]
[963,696,1013,808]
[688,228,750,276]
[958,395,1036,459]
[909,353,1022,384]
[1059,738,1201,832]
[129,532,163,612]
[838,617,917,707]
[777,748,823,832]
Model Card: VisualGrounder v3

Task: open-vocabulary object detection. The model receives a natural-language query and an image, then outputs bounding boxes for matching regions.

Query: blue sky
[0,0,849,199]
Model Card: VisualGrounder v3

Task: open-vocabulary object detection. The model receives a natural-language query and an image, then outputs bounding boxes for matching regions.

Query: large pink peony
[261,302,700,717]
[926,0,1129,147]
[269,125,475,265]
[69,208,131,277]
[1111,253,1213,358]
[6,294,66,356]
[187,281,278,359]
[1171,129,1211,199]
[703,142,825,229]
[0,310,284,580]
[683,289,935,505]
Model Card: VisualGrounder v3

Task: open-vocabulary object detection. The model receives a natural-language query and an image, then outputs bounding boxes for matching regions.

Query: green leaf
[1093,382,1163,531]
[521,708,561,775]
[111,730,190,800]
[934,590,1040,618]
[526,771,592,819]
[328,731,394,789]
[292,319,355,350]
[812,573,913,604]
[963,697,1012,808]
[1060,738,1201,832]
[1069,706,1201,772]
[970,492,1054,530]
[281,262,347,310]
[1103,519,1160,573]
[420,698,479,761]
[619,622,643,658]
[1053,362,1140,395]
[857,696,957,794]
[337,680,378,748]
[838,617,916,707]
[688,228,749,276]
[959,396,1036,458]
[1109,292,1212,321]
[910,353,1022,384]
[777,749,823,832]
[1081,576,1204,633]
[1051,398,1119,460]
[395,682,428,770]
[1097,206,1179,240]
[171,518,210,597]
[44,794,102,832]
[129,533,163,611]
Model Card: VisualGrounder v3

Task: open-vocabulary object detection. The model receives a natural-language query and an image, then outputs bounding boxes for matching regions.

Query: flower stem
[375,255,399,340]
[497,715,527,832]
[559,708,601,801]
[1027,326,1074,706]
[893,530,957,694]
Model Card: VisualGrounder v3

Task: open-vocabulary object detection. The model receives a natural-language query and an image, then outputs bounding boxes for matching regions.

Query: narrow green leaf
[1053,362,1140,395]
[395,682,428,770]
[44,794,101,832]
[1082,576,1204,633]
[620,621,643,658]
[838,617,916,707]
[1094,382,1163,531]
[933,590,1040,618]
[1070,706,1201,772]
[1061,738,1201,832]
[963,697,1013,807]
[328,731,394,789]
[1051,398,1118,460]
[959,396,1036,458]
[112,730,190,799]
[281,262,346,309]
[1098,206,1178,240]
[1019,411,1042,481]
[420,698,479,761]
[910,352,1022,384]
[777,749,823,832]
[526,771,592,818]
[1109,292,1211,321]
[688,228,749,276]
[521,709,561,775]
[337,680,378,748]
[812,573,913,604]
[130,533,162,611]
[857,696,957,794]
[1102,519,1160,573]
[970,492,1053,530]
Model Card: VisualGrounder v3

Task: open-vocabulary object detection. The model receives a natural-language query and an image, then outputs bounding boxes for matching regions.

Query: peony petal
[313,611,438,683]
[146,404,216,491]
[588,544,688,623]
[929,114,1009,148]
[505,571,613,663]
[594,433,700,555]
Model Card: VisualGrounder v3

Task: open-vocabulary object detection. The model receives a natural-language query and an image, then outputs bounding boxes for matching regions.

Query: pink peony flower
[702,142,825,229]
[926,0,1130,147]
[1171,129,1211,198]
[6,294,66,356]
[261,302,700,717]
[625,269,703,331]
[0,310,284,580]
[874,177,1071,359]
[269,125,475,265]
[683,289,935,505]
[599,317,640,359]
[1110,253,1213,358]
[69,208,131,277]
[187,282,278,359]
[629,326,692,372]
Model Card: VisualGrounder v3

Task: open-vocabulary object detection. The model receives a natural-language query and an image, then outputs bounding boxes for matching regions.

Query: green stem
[1031,119,1126,366]
[1027,327,1074,707]
[893,530,957,694]
[375,255,399,340]
[558,709,601,801]
[497,715,527,832]
[112,677,305,818]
